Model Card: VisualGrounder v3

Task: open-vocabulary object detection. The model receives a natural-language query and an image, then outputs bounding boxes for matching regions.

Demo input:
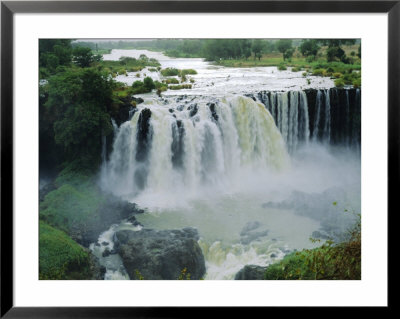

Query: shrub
[164,78,179,84]
[180,69,197,75]
[154,81,168,91]
[352,78,361,88]
[332,72,343,78]
[278,63,287,71]
[334,78,346,87]
[161,68,180,76]
[143,77,155,91]
[312,68,325,76]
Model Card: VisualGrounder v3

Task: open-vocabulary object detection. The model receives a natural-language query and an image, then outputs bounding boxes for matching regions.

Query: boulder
[234,265,267,280]
[116,227,206,280]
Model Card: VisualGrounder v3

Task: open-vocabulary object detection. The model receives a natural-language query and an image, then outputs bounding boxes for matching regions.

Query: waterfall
[312,90,323,142]
[257,90,310,152]
[323,89,331,143]
[102,96,290,197]
[103,89,361,197]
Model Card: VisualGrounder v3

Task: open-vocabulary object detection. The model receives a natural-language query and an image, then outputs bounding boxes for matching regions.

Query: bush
[334,78,346,87]
[332,72,343,78]
[143,77,155,90]
[164,78,179,84]
[154,81,168,91]
[312,68,325,76]
[161,68,180,76]
[180,69,197,75]
[352,78,361,88]
[278,63,287,71]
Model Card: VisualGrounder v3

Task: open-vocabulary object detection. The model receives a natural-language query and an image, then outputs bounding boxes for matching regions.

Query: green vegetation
[299,39,320,61]
[168,84,192,90]
[164,78,179,84]
[39,221,92,280]
[39,40,156,280]
[178,267,191,280]
[131,77,156,94]
[98,56,160,75]
[160,68,197,85]
[40,170,105,234]
[278,63,287,71]
[71,39,360,88]
[276,39,294,61]
[44,68,115,166]
[264,214,361,280]
[160,67,180,76]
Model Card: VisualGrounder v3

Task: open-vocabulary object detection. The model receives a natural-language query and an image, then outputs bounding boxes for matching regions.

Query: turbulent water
[95,49,361,280]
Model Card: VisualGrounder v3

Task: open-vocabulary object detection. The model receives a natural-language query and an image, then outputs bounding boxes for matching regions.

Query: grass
[39,221,92,280]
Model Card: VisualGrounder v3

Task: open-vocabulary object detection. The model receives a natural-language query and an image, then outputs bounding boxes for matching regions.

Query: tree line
[72,39,360,64]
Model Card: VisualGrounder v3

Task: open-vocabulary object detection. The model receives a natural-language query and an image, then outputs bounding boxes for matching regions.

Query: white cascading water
[257,90,310,153]
[323,89,331,143]
[103,95,290,199]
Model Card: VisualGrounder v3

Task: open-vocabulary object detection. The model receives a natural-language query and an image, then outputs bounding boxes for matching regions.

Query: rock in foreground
[234,265,267,280]
[116,227,205,280]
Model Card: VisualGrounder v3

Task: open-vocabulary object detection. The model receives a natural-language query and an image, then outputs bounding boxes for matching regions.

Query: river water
[92,49,360,280]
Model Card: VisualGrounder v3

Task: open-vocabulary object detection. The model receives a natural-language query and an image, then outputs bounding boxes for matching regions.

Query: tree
[72,47,95,68]
[276,39,293,60]
[45,68,115,165]
[326,46,345,62]
[299,39,320,60]
[252,39,265,60]
[320,39,356,64]
[143,77,155,91]
[283,48,295,61]
[39,39,72,75]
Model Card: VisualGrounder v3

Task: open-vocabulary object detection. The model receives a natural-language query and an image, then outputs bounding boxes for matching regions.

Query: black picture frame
[1,0,396,317]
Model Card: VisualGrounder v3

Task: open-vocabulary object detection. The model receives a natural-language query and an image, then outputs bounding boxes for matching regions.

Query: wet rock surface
[234,265,267,280]
[70,194,145,248]
[115,227,206,280]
